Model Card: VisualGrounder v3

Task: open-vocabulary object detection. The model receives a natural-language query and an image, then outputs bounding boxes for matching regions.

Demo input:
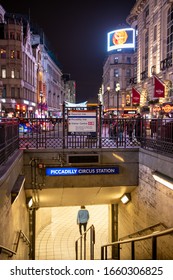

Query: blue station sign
[46,166,119,176]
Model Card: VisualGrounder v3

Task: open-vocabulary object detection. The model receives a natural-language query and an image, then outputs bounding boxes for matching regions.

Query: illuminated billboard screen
[107,28,135,52]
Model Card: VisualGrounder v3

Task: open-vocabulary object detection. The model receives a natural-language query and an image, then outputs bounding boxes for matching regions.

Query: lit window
[10,50,15,59]
[2,68,6,78]
[114,57,118,64]
[114,69,119,77]
[11,69,15,78]
[0,48,6,58]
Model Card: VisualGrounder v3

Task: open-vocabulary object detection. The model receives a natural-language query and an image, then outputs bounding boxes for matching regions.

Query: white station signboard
[68,110,97,136]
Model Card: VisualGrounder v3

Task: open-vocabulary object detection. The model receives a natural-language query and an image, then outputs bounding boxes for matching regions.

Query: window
[16,33,21,41]
[16,70,20,79]
[153,12,158,24]
[144,29,149,75]
[10,50,15,59]
[167,5,173,58]
[114,69,119,77]
[126,94,131,106]
[154,0,157,7]
[144,5,149,19]
[0,48,6,58]
[153,25,157,41]
[17,51,20,59]
[11,69,15,78]
[17,88,20,98]
[126,69,131,77]
[2,85,6,98]
[127,57,131,64]
[114,57,118,64]
[2,67,6,78]
[11,87,15,98]
[10,32,15,39]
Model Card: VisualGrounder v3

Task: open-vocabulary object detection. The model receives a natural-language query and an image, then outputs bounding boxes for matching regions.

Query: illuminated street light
[116,83,120,117]
[40,91,43,118]
[107,86,110,110]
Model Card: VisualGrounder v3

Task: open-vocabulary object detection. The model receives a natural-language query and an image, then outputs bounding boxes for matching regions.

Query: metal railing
[101,227,173,260]
[0,230,31,258]
[0,117,173,166]
[119,222,167,241]
[16,117,173,150]
[75,224,95,260]
[0,118,19,166]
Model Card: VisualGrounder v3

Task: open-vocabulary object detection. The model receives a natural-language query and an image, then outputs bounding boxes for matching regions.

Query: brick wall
[118,162,173,260]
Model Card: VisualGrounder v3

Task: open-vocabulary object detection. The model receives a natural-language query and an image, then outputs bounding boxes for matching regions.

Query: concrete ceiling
[25,185,136,208]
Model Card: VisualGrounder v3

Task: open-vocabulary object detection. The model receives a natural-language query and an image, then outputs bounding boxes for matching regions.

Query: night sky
[1,0,136,103]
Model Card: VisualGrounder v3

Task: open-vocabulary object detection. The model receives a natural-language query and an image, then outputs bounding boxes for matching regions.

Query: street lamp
[40,91,43,118]
[115,83,120,117]
[107,86,110,111]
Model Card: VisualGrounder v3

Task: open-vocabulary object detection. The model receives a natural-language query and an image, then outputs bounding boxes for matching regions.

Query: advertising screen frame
[107,28,135,52]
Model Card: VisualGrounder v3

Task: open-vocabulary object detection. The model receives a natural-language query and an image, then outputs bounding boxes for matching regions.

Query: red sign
[132,87,140,104]
[154,76,165,98]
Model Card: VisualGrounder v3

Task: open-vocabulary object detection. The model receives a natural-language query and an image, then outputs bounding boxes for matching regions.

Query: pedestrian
[150,118,157,138]
[135,113,142,143]
[112,120,117,139]
[117,120,124,145]
[127,118,134,144]
[77,205,89,235]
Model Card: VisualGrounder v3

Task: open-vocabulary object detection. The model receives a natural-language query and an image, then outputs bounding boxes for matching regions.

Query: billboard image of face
[107,28,135,52]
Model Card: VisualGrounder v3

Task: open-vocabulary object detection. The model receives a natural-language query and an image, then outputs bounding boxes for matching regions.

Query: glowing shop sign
[46,167,119,176]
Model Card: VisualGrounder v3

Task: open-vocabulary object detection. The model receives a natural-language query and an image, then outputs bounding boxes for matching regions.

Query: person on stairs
[77,205,89,236]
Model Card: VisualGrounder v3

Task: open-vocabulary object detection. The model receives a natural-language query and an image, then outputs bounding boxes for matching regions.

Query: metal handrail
[0,245,16,257]
[101,227,173,260]
[75,224,95,260]
[119,222,167,240]
[14,230,31,253]
[0,230,31,258]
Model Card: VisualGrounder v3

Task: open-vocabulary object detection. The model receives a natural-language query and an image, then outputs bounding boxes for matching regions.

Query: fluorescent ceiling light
[27,197,33,208]
[152,171,173,190]
[121,193,131,204]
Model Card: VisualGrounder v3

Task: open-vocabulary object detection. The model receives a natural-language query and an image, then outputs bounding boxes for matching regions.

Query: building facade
[102,25,138,117]
[102,0,173,119]
[0,5,75,118]
[127,0,173,118]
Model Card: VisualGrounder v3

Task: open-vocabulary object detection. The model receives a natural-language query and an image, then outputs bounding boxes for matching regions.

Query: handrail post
[75,241,78,260]
[62,102,66,149]
[101,246,104,260]
[75,224,95,260]
[152,236,157,260]
[131,241,135,260]
[80,236,82,260]
[99,103,102,148]
[117,243,120,260]
[90,225,95,260]
[84,233,86,260]
[105,246,108,260]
